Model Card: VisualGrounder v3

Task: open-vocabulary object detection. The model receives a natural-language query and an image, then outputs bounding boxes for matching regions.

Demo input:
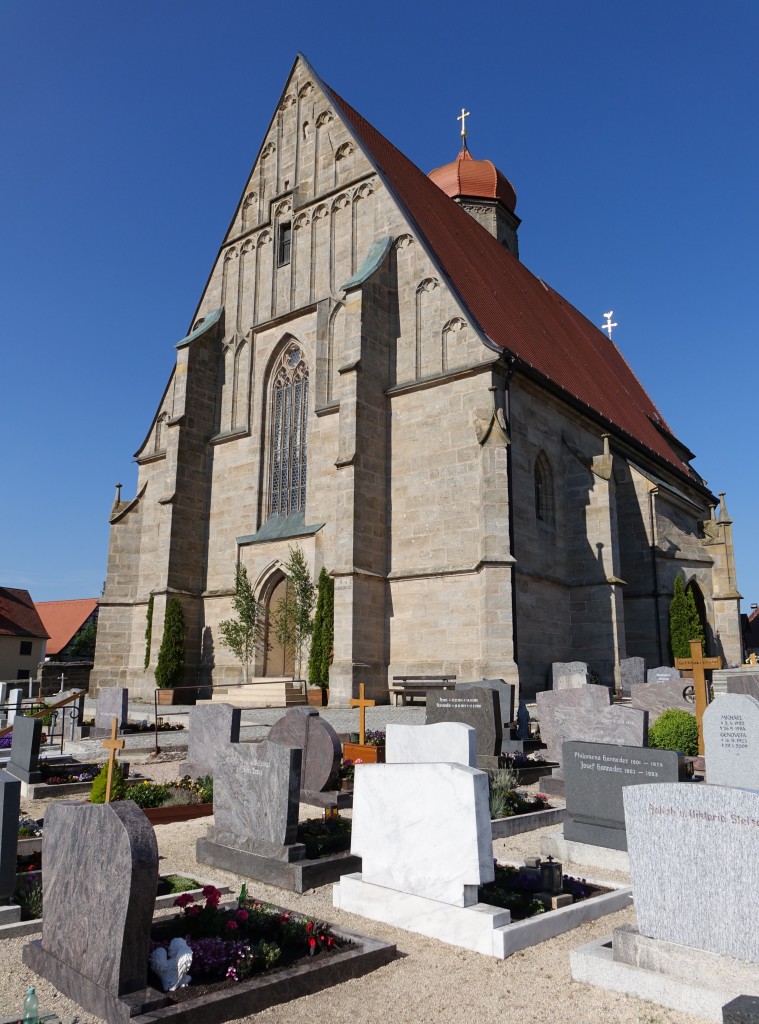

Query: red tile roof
[429,143,518,213]
[0,588,49,639]
[320,74,703,486]
[35,598,98,656]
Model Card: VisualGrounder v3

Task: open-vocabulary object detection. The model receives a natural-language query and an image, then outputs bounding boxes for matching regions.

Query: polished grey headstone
[214,738,301,846]
[184,703,241,778]
[620,657,646,695]
[0,770,21,900]
[552,662,589,690]
[563,741,684,850]
[724,995,759,1023]
[624,783,759,962]
[94,687,128,733]
[713,669,759,701]
[7,716,42,784]
[426,686,502,757]
[32,801,158,994]
[704,694,759,790]
[456,679,515,723]
[268,707,341,794]
[536,685,647,775]
[646,666,682,684]
[629,679,695,724]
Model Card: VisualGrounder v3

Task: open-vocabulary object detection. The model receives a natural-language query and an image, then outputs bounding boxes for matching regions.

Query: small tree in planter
[271,545,314,679]
[144,593,154,670]
[669,577,705,661]
[218,564,265,684]
[155,597,185,695]
[307,568,334,698]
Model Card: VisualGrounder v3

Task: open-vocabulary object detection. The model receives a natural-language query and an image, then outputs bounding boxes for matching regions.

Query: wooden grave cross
[747,652,758,666]
[674,639,722,755]
[349,683,375,746]
[102,716,126,803]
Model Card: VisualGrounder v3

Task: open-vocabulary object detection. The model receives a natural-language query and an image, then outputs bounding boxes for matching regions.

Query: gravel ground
[2,709,703,1024]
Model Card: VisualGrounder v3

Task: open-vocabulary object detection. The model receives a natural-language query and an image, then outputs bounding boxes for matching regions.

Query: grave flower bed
[149,884,351,999]
[488,768,550,820]
[39,762,99,785]
[296,815,351,858]
[479,863,611,920]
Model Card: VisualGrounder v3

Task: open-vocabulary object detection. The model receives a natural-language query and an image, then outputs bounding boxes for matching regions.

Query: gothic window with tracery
[534,451,554,524]
[269,343,309,517]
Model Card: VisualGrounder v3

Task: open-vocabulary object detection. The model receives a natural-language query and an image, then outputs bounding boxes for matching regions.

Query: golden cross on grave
[349,684,375,746]
[457,107,471,139]
[102,716,126,803]
[674,640,723,756]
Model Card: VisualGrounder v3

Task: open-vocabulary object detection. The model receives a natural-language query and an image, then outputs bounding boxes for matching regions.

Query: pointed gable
[316,71,701,485]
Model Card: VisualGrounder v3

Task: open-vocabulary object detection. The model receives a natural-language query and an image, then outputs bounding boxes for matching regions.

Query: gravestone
[426,686,501,765]
[94,687,129,735]
[7,688,22,725]
[703,694,759,790]
[552,662,589,690]
[536,685,647,778]
[646,665,682,684]
[563,741,685,850]
[456,679,515,723]
[713,668,759,701]
[197,736,361,891]
[184,703,241,778]
[268,706,341,796]
[623,783,759,962]
[619,657,645,696]
[0,770,21,903]
[628,679,695,724]
[23,800,158,1021]
[213,738,301,848]
[386,722,477,767]
[7,716,42,784]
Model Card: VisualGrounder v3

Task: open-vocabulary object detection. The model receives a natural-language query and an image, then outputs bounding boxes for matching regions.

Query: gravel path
[3,786,702,1024]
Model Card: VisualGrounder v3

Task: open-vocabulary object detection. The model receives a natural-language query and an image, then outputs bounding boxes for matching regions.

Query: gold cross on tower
[674,640,723,755]
[101,716,126,803]
[350,684,375,746]
[457,107,471,140]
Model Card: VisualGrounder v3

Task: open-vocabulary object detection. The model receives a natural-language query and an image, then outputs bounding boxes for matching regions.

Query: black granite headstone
[0,770,21,900]
[723,995,759,1024]
[7,716,42,784]
[563,740,686,851]
[456,679,515,723]
[426,687,502,759]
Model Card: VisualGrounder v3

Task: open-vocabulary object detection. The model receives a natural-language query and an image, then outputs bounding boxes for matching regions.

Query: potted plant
[306,568,334,706]
[155,597,195,705]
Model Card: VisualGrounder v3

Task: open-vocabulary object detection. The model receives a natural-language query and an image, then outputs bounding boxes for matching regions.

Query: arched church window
[269,343,309,517]
[534,451,553,523]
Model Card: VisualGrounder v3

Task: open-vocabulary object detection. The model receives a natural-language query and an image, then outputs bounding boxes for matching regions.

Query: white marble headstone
[624,782,759,962]
[385,722,476,767]
[703,694,759,790]
[351,761,493,906]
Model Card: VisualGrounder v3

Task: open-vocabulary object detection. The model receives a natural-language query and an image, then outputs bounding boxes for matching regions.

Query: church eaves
[312,66,704,488]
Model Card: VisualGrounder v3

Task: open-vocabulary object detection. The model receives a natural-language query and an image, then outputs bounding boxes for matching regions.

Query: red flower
[306,921,314,933]
[236,909,249,922]
[308,937,317,951]
[226,920,238,931]
[327,937,335,949]
[187,905,200,917]
[173,893,195,908]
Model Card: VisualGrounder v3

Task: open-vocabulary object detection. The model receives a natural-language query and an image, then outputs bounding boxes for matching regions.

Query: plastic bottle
[23,986,39,1024]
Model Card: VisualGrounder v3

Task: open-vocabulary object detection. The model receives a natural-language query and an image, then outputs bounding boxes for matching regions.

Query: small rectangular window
[19,640,32,656]
[17,669,30,680]
[277,222,292,267]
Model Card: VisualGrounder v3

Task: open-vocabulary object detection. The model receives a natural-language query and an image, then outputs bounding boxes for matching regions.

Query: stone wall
[38,661,92,697]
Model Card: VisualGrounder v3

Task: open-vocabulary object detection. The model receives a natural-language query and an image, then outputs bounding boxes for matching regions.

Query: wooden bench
[389,675,457,706]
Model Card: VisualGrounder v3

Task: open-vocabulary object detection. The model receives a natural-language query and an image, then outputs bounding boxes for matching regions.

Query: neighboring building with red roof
[91,55,742,702]
[35,598,99,660]
[0,587,49,682]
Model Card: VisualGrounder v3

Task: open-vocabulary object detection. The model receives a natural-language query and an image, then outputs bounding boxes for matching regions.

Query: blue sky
[2,1,756,610]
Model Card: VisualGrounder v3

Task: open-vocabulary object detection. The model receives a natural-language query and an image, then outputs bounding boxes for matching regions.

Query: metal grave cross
[457,107,470,139]
[601,311,618,339]
[674,640,723,755]
[102,716,126,803]
[349,683,375,746]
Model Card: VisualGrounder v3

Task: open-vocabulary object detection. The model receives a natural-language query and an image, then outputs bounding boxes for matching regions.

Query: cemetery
[3,654,759,1023]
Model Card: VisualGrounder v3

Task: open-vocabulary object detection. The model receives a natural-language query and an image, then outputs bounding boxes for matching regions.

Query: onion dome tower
[429,110,521,258]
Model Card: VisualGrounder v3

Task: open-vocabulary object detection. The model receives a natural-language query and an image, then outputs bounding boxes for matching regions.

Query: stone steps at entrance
[199,678,306,708]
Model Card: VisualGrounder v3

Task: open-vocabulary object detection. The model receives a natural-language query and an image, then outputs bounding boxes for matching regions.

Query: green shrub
[308,567,334,688]
[669,577,705,661]
[124,781,170,808]
[155,597,185,689]
[648,709,699,756]
[90,761,128,803]
[163,874,200,894]
[14,875,43,921]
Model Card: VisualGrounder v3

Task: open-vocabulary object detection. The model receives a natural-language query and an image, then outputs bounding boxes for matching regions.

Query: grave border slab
[196,836,362,893]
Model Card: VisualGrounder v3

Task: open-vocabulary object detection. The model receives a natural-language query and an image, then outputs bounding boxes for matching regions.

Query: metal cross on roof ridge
[458,107,471,139]
[601,311,618,339]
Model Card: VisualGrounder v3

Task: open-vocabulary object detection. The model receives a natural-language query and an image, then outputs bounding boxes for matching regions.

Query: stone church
[90,54,742,705]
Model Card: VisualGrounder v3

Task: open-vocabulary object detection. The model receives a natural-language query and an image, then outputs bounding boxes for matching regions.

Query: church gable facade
[91,56,741,704]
